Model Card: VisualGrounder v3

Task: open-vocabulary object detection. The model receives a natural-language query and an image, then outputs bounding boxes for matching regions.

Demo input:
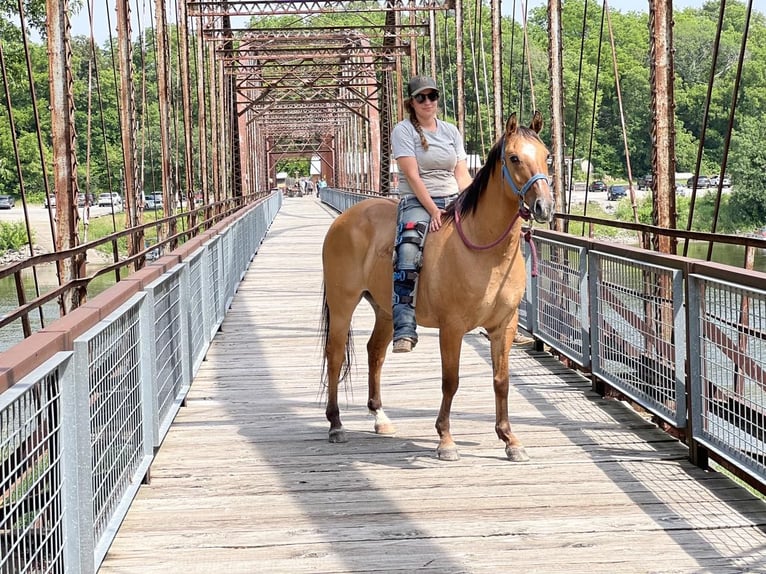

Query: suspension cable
[604,1,638,224]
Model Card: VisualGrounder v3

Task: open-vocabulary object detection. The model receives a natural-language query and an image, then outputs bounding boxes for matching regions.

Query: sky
[67,0,765,44]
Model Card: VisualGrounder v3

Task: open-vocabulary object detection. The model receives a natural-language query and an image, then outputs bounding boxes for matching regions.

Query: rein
[452,140,546,276]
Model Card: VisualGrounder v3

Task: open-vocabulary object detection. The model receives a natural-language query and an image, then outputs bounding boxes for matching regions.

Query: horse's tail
[319,284,354,389]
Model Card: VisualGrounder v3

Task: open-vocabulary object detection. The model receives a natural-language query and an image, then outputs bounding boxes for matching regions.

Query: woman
[390,75,473,353]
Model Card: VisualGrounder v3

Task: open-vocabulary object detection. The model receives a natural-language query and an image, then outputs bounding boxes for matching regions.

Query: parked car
[144,194,162,210]
[686,176,711,189]
[98,192,122,207]
[0,195,15,209]
[44,194,56,208]
[590,180,607,193]
[637,174,652,190]
[709,175,732,188]
[607,184,628,201]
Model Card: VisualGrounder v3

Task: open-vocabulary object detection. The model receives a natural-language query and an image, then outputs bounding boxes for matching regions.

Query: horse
[320,112,555,461]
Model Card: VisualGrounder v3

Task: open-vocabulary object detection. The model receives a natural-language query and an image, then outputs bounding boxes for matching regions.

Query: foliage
[0,220,32,252]
[275,159,310,178]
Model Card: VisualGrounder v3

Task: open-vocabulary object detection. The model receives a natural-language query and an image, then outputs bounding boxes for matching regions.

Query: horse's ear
[530,110,543,133]
[505,113,518,137]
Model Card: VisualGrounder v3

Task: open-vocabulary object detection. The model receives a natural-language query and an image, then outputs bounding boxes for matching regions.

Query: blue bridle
[500,140,549,200]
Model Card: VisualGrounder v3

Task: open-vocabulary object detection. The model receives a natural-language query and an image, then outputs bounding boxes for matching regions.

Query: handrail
[0,192,270,342]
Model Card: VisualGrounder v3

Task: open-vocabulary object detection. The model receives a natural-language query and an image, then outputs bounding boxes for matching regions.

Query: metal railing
[0,192,281,574]
[321,190,766,491]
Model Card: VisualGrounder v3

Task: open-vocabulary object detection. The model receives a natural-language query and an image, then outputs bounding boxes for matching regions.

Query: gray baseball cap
[407,76,439,97]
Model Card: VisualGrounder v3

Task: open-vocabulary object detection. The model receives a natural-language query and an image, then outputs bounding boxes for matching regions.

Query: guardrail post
[686,273,709,469]
[62,346,96,574]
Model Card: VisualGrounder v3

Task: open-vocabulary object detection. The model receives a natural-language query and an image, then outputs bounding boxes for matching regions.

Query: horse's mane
[443,125,542,222]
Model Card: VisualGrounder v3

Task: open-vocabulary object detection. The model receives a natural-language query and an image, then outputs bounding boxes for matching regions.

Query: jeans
[392,194,457,343]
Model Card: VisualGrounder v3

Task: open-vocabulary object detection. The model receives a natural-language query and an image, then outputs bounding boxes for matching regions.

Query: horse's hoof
[372,408,396,435]
[374,422,396,435]
[329,428,348,443]
[437,447,460,461]
[506,445,530,462]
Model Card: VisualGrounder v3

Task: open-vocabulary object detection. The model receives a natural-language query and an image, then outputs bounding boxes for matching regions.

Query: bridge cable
[439,12,457,120]
[467,0,486,155]
[506,0,517,115]
[0,40,47,330]
[604,3,639,225]
[521,1,536,114]
[566,0,597,227]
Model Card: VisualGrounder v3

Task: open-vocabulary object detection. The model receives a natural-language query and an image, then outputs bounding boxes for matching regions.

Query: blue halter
[500,140,549,199]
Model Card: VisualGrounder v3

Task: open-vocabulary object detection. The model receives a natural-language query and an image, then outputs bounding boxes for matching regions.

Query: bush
[0,221,32,252]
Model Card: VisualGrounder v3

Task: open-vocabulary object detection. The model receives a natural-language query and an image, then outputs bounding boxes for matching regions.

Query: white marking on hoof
[373,409,396,435]
[437,447,460,461]
[329,427,347,443]
[506,445,530,462]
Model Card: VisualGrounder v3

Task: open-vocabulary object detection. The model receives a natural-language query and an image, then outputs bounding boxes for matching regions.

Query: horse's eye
[509,155,520,163]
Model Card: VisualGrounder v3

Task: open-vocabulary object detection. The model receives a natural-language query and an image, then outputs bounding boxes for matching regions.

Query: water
[0,262,117,353]
[682,240,766,272]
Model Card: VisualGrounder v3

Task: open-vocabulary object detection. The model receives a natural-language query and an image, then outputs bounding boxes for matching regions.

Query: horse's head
[501,111,555,223]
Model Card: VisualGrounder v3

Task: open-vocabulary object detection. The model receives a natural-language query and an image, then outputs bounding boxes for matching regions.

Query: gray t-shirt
[391,119,467,198]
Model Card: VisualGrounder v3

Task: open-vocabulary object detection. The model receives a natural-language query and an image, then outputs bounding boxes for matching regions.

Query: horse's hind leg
[489,321,530,462]
[324,299,357,443]
[366,299,395,435]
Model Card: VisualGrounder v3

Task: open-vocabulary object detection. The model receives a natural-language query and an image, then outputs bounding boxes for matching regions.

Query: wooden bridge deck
[99,198,766,574]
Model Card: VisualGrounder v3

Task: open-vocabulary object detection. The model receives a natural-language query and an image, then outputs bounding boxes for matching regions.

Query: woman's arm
[454,159,473,191]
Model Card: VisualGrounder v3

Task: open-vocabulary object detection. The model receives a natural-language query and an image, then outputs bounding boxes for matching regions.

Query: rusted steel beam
[154,0,175,244]
[649,0,677,254]
[186,0,448,18]
[548,0,566,230]
[491,0,502,139]
[116,0,145,268]
[178,0,197,226]
[46,0,83,312]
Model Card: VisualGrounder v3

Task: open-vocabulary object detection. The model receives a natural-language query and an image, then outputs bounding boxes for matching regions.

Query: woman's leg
[392,196,430,351]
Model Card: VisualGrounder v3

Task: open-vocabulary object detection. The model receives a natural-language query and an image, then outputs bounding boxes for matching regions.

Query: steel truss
[188,0,449,192]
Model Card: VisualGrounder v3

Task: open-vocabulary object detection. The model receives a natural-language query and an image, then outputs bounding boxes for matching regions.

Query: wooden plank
[100,198,766,573]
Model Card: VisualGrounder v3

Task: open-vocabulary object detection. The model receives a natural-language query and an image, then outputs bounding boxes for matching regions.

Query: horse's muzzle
[530,196,555,223]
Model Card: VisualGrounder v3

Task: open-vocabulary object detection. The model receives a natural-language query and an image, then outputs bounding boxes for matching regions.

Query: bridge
[3,0,766,571]
[2,191,766,572]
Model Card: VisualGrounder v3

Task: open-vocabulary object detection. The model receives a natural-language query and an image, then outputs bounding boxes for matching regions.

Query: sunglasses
[413,91,439,103]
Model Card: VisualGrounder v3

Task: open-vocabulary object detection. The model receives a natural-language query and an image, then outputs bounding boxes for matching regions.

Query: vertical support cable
[455,0,465,135]
[196,20,210,206]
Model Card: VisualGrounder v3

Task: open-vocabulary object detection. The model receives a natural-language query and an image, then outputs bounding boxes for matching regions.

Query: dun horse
[320,112,555,461]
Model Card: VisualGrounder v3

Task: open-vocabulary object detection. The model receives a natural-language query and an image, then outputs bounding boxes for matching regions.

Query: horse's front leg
[435,329,463,461]
[489,322,530,462]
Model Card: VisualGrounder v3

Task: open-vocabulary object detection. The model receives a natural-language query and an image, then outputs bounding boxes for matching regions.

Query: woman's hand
[429,209,444,232]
